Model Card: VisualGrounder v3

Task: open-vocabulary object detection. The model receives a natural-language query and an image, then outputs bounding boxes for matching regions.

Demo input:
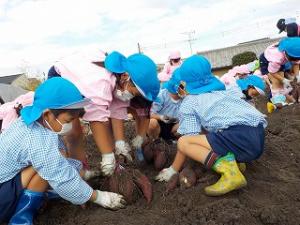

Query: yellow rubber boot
[204,152,247,196]
[238,163,246,173]
[267,102,275,113]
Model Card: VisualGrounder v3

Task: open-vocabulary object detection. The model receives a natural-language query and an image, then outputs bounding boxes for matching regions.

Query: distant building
[0,74,23,84]
[197,37,282,76]
[0,67,24,84]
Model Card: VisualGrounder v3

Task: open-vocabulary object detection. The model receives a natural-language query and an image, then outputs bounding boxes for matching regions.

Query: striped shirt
[178,90,267,136]
[0,118,93,205]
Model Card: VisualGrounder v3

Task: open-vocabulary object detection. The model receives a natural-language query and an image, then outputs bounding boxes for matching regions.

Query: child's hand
[93,190,126,210]
[155,166,178,182]
[115,140,132,162]
[283,78,292,88]
[100,153,116,176]
[160,115,177,124]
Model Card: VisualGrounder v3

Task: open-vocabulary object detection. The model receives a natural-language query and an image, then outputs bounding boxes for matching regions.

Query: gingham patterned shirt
[151,89,182,118]
[178,90,267,136]
[0,118,93,205]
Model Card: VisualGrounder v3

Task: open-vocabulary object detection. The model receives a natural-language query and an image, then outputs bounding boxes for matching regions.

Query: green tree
[232,51,257,67]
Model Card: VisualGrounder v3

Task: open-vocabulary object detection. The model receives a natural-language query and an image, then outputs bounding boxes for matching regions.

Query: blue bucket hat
[125,53,160,102]
[236,75,266,96]
[21,77,90,125]
[278,37,300,58]
[178,55,225,94]
[104,51,127,73]
[164,68,181,94]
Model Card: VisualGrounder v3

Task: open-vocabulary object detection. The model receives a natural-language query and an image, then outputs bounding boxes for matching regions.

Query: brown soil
[33,103,300,225]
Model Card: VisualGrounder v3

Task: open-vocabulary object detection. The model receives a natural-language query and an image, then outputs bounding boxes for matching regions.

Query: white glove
[100,153,116,176]
[115,140,133,162]
[283,78,292,88]
[160,115,178,124]
[83,170,100,181]
[155,166,177,182]
[132,135,144,149]
[93,190,126,210]
[160,115,171,123]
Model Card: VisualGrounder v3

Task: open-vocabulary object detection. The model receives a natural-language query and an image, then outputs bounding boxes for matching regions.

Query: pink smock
[54,50,129,122]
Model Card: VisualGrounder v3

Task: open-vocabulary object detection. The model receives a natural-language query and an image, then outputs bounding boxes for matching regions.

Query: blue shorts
[206,124,265,163]
[0,173,23,223]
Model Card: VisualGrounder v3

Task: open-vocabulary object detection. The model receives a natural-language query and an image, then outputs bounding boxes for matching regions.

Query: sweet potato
[165,173,179,193]
[132,169,153,204]
[118,171,136,204]
[143,143,154,162]
[179,167,197,189]
[108,174,119,193]
[154,149,167,171]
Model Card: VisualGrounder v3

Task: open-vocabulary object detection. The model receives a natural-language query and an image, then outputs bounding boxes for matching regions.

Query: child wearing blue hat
[0,78,125,225]
[258,38,300,112]
[156,55,267,196]
[48,50,160,175]
[148,68,182,143]
[233,75,266,106]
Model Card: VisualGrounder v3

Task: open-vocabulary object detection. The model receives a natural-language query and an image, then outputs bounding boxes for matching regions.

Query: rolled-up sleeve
[29,134,93,205]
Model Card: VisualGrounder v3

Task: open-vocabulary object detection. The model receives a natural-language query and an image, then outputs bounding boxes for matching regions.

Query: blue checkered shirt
[0,118,93,205]
[178,90,267,136]
[151,89,182,118]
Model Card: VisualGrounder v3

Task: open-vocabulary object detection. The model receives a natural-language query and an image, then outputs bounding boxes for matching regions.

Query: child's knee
[149,119,159,130]
[177,136,189,153]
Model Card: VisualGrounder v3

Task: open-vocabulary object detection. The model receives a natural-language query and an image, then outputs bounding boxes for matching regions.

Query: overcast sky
[0,0,299,76]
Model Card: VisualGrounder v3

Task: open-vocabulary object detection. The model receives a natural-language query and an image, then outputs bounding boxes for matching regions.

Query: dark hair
[130,96,152,118]
[170,58,181,65]
[0,96,4,105]
[0,97,4,131]
[50,108,85,118]
[286,53,300,62]
[242,87,253,100]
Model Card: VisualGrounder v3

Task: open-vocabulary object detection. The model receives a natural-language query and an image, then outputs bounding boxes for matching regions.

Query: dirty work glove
[115,140,133,162]
[155,166,177,182]
[160,115,178,124]
[132,135,144,149]
[83,170,101,181]
[283,78,291,88]
[93,190,126,210]
[100,153,116,176]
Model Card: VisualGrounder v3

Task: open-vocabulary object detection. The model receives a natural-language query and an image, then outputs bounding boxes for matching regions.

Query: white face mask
[45,118,73,136]
[114,89,134,102]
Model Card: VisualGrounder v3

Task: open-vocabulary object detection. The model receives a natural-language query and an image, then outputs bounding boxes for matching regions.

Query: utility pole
[181,30,195,55]
[137,42,142,53]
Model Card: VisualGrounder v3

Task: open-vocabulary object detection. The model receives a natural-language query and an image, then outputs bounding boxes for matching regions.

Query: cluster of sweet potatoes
[104,164,152,204]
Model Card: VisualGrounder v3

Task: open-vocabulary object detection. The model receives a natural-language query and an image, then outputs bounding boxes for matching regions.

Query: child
[231,75,266,106]
[158,50,182,83]
[48,50,160,175]
[277,18,300,37]
[155,55,267,196]
[259,38,300,113]
[148,68,182,143]
[0,78,125,224]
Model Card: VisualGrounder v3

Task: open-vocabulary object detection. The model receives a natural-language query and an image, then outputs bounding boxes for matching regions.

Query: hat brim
[185,76,225,95]
[57,98,91,109]
[255,87,265,96]
[21,105,44,125]
[20,98,91,125]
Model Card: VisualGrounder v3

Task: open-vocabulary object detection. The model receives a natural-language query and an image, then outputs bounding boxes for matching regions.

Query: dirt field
[31,102,300,225]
